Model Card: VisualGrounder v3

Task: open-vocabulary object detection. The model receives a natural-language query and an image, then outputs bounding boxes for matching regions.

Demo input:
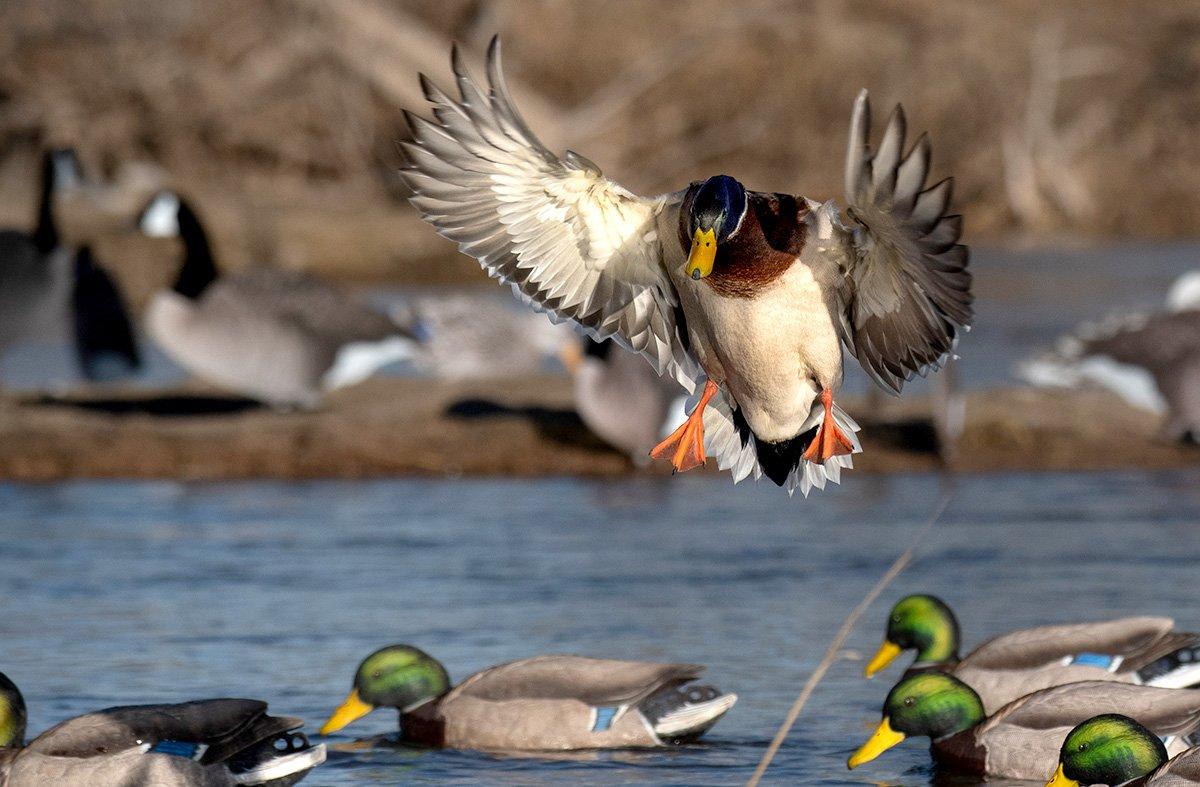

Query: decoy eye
[1078,742,1088,751]
[892,615,901,623]
[903,697,914,707]
[371,670,382,679]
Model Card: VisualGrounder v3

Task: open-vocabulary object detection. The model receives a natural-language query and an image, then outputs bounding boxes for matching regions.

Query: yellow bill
[686,228,717,279]
[1045,763,1079,787]
[864,640,902,678]
[847,717,906,769]
[320,688,375,735]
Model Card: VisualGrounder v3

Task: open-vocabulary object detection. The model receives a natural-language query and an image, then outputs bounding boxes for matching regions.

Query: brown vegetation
[0,0,1197,290]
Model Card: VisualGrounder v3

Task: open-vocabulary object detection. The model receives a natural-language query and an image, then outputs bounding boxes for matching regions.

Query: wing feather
[826,90,973,394]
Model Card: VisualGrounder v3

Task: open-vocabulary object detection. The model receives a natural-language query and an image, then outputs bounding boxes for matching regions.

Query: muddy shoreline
[1,377,1194,482]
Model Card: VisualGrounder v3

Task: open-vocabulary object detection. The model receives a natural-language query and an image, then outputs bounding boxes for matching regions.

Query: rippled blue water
[2,472,1199,784]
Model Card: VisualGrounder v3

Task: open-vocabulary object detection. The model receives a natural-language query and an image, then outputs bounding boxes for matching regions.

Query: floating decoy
[1020,271,1200,443]
[0,150,139,382]
[0,670,325,786]
[137,190,423,409]
[1046,714,1200,786]
[399,39,971,495]
[866,595,1200,713]
[847,673,1200,780]
[562,338,688,465]
[319,644,736,751]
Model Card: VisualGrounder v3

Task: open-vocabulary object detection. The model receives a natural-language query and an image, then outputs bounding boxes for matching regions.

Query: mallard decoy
[0,670,325,786]
[0,150,139,382]
[399,39,972,496]
[136,190,423,409]
[1020,271,1200,443]
[865,594,1200,713]
[319,644,736,751]
[847,673,1200,779]
[562,338,688,465]
[1046,714,1200,786]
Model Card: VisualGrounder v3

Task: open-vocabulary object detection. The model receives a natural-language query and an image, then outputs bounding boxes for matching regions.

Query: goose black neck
[172,199,218,299]
[32,151,59,255]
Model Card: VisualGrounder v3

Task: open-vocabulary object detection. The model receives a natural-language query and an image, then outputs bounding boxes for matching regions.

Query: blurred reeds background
[1,0,1197,302]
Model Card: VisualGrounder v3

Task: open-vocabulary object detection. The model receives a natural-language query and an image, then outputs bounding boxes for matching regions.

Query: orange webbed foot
[802,389,856,464]
[650,380,719,473]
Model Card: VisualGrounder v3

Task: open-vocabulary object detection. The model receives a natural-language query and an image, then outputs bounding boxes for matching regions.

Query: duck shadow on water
[445,398,623,455]
[27,393,264,417]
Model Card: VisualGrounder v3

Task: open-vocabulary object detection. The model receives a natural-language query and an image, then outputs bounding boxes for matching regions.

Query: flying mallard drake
[319,645,736,751]
[0,670,325,786]
[847,673,1200,779]
[1046,714,1200,786]
[399,39,972,495]
[866,595,1200,712]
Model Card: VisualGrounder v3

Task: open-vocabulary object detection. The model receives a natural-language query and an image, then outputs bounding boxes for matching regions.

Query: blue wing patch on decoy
[1070,652,1116,669]
[592,706,618,732]
[150,740,204,760]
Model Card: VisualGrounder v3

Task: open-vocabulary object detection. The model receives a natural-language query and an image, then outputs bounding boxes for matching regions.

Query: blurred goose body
[848,673,1200,780]
[138,191,420,408]
[567,338,687,464]
[1047,715,1200,786]
[1020,271,1200,442]
[400,291,572,379]
[867,595,1200,713]
[0,150,140,382]
[400,40,971,495]
[0,671,324,786]
[320,645,736,751]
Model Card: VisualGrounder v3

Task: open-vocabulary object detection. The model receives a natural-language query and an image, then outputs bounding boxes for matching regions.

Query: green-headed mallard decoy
[865,594,1200,713]
[136,190,424,409]
[319,645,736,751]
[1045,714,1200,786]
[399,38,972,496]
[847,673,1200,780]
[0,670,324,786]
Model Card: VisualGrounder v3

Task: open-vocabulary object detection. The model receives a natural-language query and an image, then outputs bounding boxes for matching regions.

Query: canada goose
[137,190,422,408]
[0,670,325,786]
[320,644,736,751]
[1020,271,1200,443]
[400,40,970,495]
[562,338,688,465]
[0,150,140,382]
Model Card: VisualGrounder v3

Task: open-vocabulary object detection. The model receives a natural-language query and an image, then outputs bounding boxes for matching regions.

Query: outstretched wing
[825,90,972,394]
[399,37,698,390]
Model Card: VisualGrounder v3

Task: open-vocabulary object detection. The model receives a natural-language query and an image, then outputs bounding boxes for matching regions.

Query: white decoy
[1020,271,1200,442]
[137,190,422,409]
[0,150,139,383]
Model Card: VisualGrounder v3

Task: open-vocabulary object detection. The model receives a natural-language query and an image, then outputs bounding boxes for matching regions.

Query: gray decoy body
[0,671,325,786]
[320,646,737,752]
[138,191,421,408]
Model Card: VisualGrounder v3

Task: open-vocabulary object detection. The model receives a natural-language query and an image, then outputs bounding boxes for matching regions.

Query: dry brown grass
[0,0,1196,285]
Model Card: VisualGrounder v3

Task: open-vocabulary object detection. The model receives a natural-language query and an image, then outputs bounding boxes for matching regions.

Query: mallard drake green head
[848,672,984,769]
[1046,714,1168,787]
[320,644,451,735]
[0,671,26,749]
[682,175,748,280]
[866,594,961,677]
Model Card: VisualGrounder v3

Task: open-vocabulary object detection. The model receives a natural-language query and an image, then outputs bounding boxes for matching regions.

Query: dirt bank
[0,378,1193,481]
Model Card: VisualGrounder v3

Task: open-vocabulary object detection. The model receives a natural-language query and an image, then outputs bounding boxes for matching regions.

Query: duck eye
[371,670,381,679]
[892,615,901,623]
[903,697,914,707]
[1077,742,1088,751]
